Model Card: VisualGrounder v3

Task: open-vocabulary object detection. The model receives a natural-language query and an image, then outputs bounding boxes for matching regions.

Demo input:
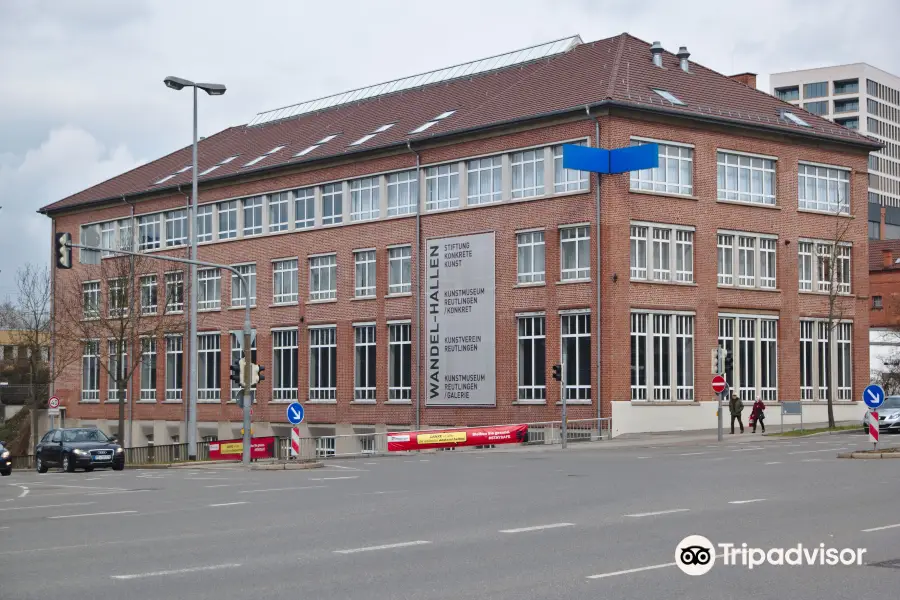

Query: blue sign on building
[561,143,658,175]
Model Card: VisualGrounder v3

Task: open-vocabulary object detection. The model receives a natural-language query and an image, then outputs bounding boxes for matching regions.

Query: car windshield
[61,429,110,443]
[882,396,900,409]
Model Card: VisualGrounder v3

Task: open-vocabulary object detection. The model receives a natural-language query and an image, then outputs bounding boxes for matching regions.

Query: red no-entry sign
[712,375,726,394]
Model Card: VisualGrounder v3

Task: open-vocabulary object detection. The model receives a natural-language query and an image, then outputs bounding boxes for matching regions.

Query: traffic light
[251,363,265,386]
[551,364,562,382]
[55,232,72,269]
[229,360,243,387]
[724,352,733,375]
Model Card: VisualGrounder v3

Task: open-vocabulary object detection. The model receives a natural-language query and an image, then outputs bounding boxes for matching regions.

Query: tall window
[560,225,589,281]
[631,312,695,401]
[804,241,852,294]
[798,241,813,291]
[229,331,256,403]
[218,201,238,239]
[518,315,546,401]
[388,246,411,295]
[800,320,853,402]
[387,170,418,216]
[272,329,299,402]
[718,232,777,289]
[309,326,337,400]
[630,226,648,280]
[719,316,778,401]
[716,152,776,206]
[196,205,213,242]
[836,322,852,401]
[231,264,256,308]
[268,192,290,232]
[82,281,100,319]
[425,164,460,211]
[517,231,545,284]
[511,149,545,198]
[108,278,127,317]
[553,145,589,192]
[354,325,376,401]
[82,340,100,402]
[100,221,115,257]
[310,254,337,301]
[630,223,693,283]
[759,238,777,289]
[350,176,380,221]
[561,313,591,401]
[322,183,343,225]
[165,210,187,247]
[294,188,315,229]
[197,333,221,401]
[107,340,127,402]
[140,338,157,401]
[242,197,263,236]
[197,268,221,310]
[804,81,827,98]
[467,156,502,205]
[273,259,299,304]
[798,164,850,213]
[630,141,693,196]
[738,236,756,287]
[165,271,184,313]
[165,335,183,401]
[138,214,161,251]
[117,218,133,251]
[388,323,411,401]
[140,275,157,315]
[354,250,376,298]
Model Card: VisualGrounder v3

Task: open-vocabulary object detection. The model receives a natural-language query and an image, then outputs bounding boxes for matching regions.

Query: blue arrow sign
[562,143,659,175]
[562,144,610,173]
[286,402,305,425]
[863,384,885,409]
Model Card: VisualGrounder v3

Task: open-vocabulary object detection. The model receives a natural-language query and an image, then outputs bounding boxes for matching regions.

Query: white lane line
[419,459,430,462]
[862,523,900,533]
[587,562,676,580]
[205,484,245,488]
[324,464,367,471]
[625,509,689,518]
[86,490,151,497]
[348,490,407,496]
[802,459,824,462]
[765,461,782,465]
[309,476,359,481]
[729,499,766,505]
[49,510,136,520]
[0,526,8,530]
[334,540,431,554]
[731,447,764,452]
[788,447,847,455]
[679,452,707,456]
[500,523,574,534]
[710,457,729,461]
[185,477,229,481]
[112,563,241,580]
[636,456,650,460]
[0,502,95,512]
[238,485,326,494]
[209,502,248,507]
[364,462,378,465]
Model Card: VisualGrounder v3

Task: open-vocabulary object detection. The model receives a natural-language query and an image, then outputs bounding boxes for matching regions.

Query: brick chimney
[730,73,758,89]
[884,249,894,269]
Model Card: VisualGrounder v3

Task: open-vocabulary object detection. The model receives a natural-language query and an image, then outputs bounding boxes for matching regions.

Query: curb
[837,452,900,459]
[251,461,323,471]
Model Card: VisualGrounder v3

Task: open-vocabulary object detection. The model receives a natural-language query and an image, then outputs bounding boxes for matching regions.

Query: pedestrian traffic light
[251,363,265,386]
[55,232,72,269]
[229,360,243,387]
[551,364,562,382]
[724,352,733,375]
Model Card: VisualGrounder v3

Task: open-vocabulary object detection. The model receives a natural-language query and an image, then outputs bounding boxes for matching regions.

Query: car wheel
[0,469,10,477]
[63,454,75,473]
[84,466,94,472]
[36,456,48,474]
[112,462,125,471]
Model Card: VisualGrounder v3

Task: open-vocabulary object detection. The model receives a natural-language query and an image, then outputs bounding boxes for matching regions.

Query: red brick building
[41,34,879,447]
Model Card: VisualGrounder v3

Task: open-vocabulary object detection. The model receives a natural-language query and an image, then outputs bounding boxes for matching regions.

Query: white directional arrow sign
[286,402,305,425]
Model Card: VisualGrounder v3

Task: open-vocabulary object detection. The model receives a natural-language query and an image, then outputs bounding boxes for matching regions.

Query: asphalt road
[1,432,898,600]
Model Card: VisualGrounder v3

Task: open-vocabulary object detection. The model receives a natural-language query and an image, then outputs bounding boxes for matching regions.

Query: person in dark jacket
[729,394,744,434]
[751,397,766,433]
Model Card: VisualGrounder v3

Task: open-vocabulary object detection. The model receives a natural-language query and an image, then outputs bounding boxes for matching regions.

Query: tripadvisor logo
[675,535,867,575]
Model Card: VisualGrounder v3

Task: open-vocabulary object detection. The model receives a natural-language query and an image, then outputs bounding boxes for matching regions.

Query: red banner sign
[387,424,528,451]
[208,436,276,461]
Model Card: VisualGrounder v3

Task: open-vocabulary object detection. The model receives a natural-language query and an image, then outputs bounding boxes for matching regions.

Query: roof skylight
[243,146,286,167]
[317,134,338,144]
[295,145,319,157]
[374,123,395,133]
[350,133,377,146]
[409,110,457,134]
[435,110,456,120]
[782,111,811,127]
[153,174,177,185]
[199,155,240,176]
[175,165,193,173]
[652,89,685,105]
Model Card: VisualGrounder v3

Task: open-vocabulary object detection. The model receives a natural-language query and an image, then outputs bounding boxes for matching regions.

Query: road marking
[731,447,764,452]
[334,540,431,554]
[0,502,95,512]
[324,464,367,471]
[15,485,29,498]
[636,456,650,459]
[625,509,689,518]
[238,485,326,494]
[209,502,248,507]
[111,563,241,580]
[500,523,574,533]
[801,458,824,462]
[710,457,729,461]
[419,459,430,462]
[185,477,229,481]
[862,523,900,533]
[309,476,359,481]
[86,490,151,497]
[27,483,127,491]
[587,562,676,580]
[729,499,766,504]
[679,452,707,456]
[364,462,378,465]
[765,461,782,465]
[788,447,847,455]
[0,526,8,530]
[49,510,136,519]
[349,490,407,496]
[205,484,246,488]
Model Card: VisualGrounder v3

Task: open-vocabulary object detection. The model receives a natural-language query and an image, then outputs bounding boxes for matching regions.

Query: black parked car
[0,441,11,476]
[35,428,125,473]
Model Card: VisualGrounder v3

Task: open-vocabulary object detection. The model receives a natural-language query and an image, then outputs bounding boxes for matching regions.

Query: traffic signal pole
[241,323,252,466]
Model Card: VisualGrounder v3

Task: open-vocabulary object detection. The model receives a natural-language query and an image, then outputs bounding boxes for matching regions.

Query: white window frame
[310,254,337,301]
[511,149,545,199]
[517,315,546,402]
[799,319,853,402]
[140,275,158,315]
[630,311,695,401]
[309,326,337,401]
[798,163,850,214]
[165,334,183,401]
[294,188,315,229]
[388,322,411,401]
[81,340,100,402]
[354,324,377,401]
[82,281,101,319]
[273,259,299,305]
[165,209,188,247]
[517,230,546,284]
[388,246,412,295]
[717,230,778,290]
[561,313,591,401]
[197,332,221,402]
[387,170,418,216]
[425,164,460,211]
[560,225,590,281]
[138,214,161,251]
[350,176,381,222]
[717,151,776,206]
[268,192,290,232]
[231,263,257,308]
[467,156,503,205]
[108,278,127,318]
[800,238,852,295]
[106,340,127,402]
[197,268,221,311]
[242,196,263,236]
[630,222,694,283]
[117,218,133,251]
[218,201,238,239]
[272,328,299,402]
[553,144,589,193]
[140,337,157,401]
[718,315,779,402]
[165,271,184,313]
[322,183,343,225]
[629,140,694,196]
[100,221,116,257]
[196,205,213,243]
[354,250,376,298]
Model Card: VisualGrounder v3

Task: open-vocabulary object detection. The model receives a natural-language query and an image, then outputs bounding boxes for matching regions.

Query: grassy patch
[767,424,860,437]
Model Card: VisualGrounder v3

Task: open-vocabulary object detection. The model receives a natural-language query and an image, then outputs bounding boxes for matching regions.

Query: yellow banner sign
[417,431,467,445]
[219,442,243,455]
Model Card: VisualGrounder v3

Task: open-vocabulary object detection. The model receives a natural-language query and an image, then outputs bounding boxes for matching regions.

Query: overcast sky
[1,0,897,300]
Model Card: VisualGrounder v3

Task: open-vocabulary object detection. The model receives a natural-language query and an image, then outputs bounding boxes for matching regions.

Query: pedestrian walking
[750,397,766,433]
[729,393,744,434]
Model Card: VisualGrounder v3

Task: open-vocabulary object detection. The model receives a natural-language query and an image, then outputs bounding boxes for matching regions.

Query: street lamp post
[164,76,226,461]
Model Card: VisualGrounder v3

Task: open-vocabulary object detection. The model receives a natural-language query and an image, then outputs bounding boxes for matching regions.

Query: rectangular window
[630,141,693,196]
[165,271,184,313]
[718,316,778,401]
[387,170,418,216]
[737,236,756,287]
[140,337,157,401]
[117,218,133,251]
[268,192,290,232]
[315,436,336,458]
[196,205,213,243]
[803,101,828,115]
[229,331,256,403]
[631,312,696,401]
[388,323,412,401]
[388,246,412,295]
[322,183,343,225]
[798,241,813,291]
[218,201,238,239]
[803,81,827,98]
[138,214,161,251]
[197,333,221,402]
[165,210,187,247]
[100,221,115,257]
[560,225,589,281]
[467,156,503,205]
[760,319,777,401]
[873,295,883,309]
[652,229,671,281]
[140,275,157,315]
[242,197,263,236]
[718,232,777,289]
[775,86,799,101]
[425,164,460,211]
[517,315,546,401]
[816,322,831,401]
[631,223,693,283]
[837,322,852,401]
[811,242,852,294]
[309,327,337,401]
[81,340,100,402]
[869,221,881,240]
[350,176,380,222]
[82,281,100,319]
[738,318,756,402]
[561,313,591,401]
[759,238,777,289]
[354,250,376,298]
[294,188,315,229]
[716,152,776,205]
[511,149,545,199]
[717,234,734,285]
[197,268,221,310]
[106,340,127,402]
[553,144,589,192]
[630,313,647,400]
[354,325,376,401]
[675,230,693,283]
[272,329,299,402]
[630,226,648,280]
[800,321,813,400]
[674,315,694,401]
[108,278,127,317]
[833,98,858,113]
[165,335,183,401]
[798,164,850,213]
[517,231,546,284]
[273,259,299,304]
[833,79,858,95]
[231,264,257,308]
[310,255,337,301]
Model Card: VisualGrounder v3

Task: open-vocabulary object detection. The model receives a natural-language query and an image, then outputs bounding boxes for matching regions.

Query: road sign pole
[560,360,567,450]
[717,392,723,442]
[241,323,253,466]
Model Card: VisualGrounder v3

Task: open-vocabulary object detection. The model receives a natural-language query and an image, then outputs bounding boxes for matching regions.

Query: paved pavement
[1,431,898,600]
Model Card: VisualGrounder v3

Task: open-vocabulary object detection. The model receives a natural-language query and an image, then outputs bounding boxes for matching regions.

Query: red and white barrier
[869,411,879,445]
[291,427,300,457]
